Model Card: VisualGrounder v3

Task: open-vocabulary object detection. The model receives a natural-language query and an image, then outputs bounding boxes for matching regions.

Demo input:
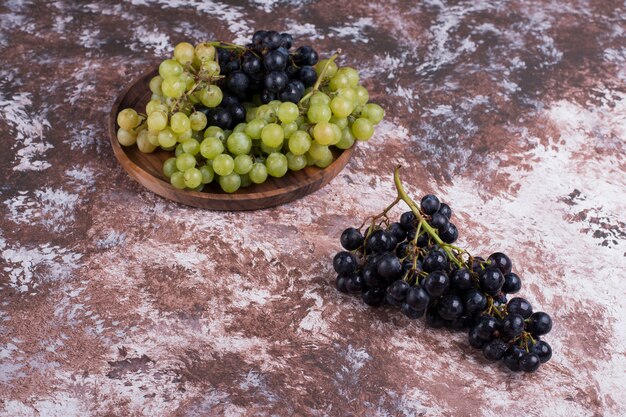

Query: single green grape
[233,123,247,133]
[308,142,331,161]
[354,86,369,105]
[282,121,298,139]
[117,128,136,146]
[260,141,281,154]
[175,143,185,157]
[199,85,223,108]
[149,76,163,95]
[202,60,220,76]
[170,171,186,189]
[170,112,191,134]
[255,104,277,123]
[337,67,359,86]
[335,127,356,150]
[261,123,284,148]
[233,154,253,175]
[312,122,335,145]
[227,132,252,155]
[117,108,140,130]
[351,117,375,141]
[180,72,194,90]
[161,77,186,98]
[176,152,196,171]
[184,167,202,188]
[266,153,288,178]
[199,165,214,184]
[315,149,334,168]
[146,99,167,115]
[219,172,241,193]
[159,59,183,79]
[182,139,200,155]
[240,173,252,188]
[336,87,357,104]
[330,123,342,145]
[147,111,168,132]
[330,116,348,129]
[306,153,316,166]
[200,136,224,159]
[330,96,353,118]
[316,59,338,79]
[307,104,332,124]
[309,92,330,106]
[286,152,307,171]
[249,163,268,184]
[288,130,312,155]
[195,42,216,61]
[204,126,225,141]
[177,129,192,143]
[163,157,178,178]
[189,111,207,131]
[361,103,385,124]
[158,128,177,148]
[244,119,266,139]
[329,73,350,91]
[174,42,195,64]
[213,154,235,176]
[277,102,299,123]
[146,131,160,146]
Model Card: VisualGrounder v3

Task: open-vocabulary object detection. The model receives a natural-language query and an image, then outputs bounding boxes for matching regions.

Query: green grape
[146,131,160,146]
[204,126,225,141]
[277,102,299,123]
[249,163,268,184]
[306,153,316,166]
[117,108,140,130]
[309,92,330,106]
[282,121,298,139]
[189,111,207,131]
[159,59,183,79]
[330,123,342,145]
[255,104,277,122]
[195,43,216,61]
[227,132,252,155]
[176,152,196,171]
[269,100,282,109]
[335,127,355,150]
[240,173,252,188]
[361,103,385,124]
[294,115,306,126]
[201,60,220,76]
[175,143,184,157]
[183,167,202,188]
[233,123,247,133]
[199,165,214,184]
[330,116,348,129]
[182,139,200,155]
[316,59,338,79]
[354,86,369,105]
[223,129,233,139]
[149,76,163,95]
[336,87,357,104]
[213,154,235,176]
[234,154,253,174]
[307,104,332,123]
[330,96,353,118]
[161,77,186,98]
[286,152,307,171]
[308,142,331,160]
[288,130,312,155]
[329,73,350,91]
[337,67,360,86]
[219,172,241,193]
[170,112,190,134]
[260,141,281,154]
[137,130,156,153]
[177,129,192,142]
[312,122,335,145]
[198,85,223,108]
[351,117,375,141]
[315,150,334,168]
[163,157,178,178]
[200,136,224,159]
[261,123,284,148]
[146,99,167,115]
[117,128,136,146]
[244,119,266,139]
[266,153,288,178]
[180,72,194,90]
[158,128,177,148]
[170,171,186,189]
[174,42,195,64]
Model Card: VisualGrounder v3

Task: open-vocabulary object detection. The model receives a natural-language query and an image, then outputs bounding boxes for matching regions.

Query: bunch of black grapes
[208,30,319,130]
[333,194,553,373]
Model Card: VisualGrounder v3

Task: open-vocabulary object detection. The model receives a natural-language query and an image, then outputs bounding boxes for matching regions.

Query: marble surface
[1,0,625,416]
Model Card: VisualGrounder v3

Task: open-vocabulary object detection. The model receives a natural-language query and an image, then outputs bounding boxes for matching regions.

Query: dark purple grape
[279,33,293,49]
[263,31,282,49]
[440,223,458,244]
[450,268,473,292]
[503,345,525,371]
[500,314,525,339]
[437,203,452,219]
[464,289,488,315]
[242,55,262,75]
[437,294,464,320]
[400,211,416,230]
[502,272,522,294]
[259,89,275,104]
[483,339,508,361]
[401,303,425,319]
[420,194,440,215]
[264,71,288,93]
[345,273,365,293]
[298,65,317,87]
[377,253,403,280]
[430,212,449,231]
[333,251,357,274]
[361,264,386,288]
[487,252,513,275]
[293,46,318,66]
[385,293,403,306]
[362,287,385,307]
[520,353,541,372]
[388,222,407,242]
[528,312,552,336]
[422,271,449,297]
[507,297,532,318]
[366,230,392,253]
[227,103,246,124]
[479,267,505,296]
[405,286,430,310]
[474,315,500,340]
[387,279,410,300]
[469,327,488,348]
[209,108,232,130]
[530,340,552,363]
[422,251,448,273]
[335,274,348,293]
[252,30,267,46]
[340,227,364,251]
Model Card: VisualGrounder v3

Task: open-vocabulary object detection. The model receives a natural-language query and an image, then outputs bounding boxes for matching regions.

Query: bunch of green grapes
[116,40,384,194]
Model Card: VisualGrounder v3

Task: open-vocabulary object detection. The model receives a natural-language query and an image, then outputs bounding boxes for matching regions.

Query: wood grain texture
[108,69,355,211]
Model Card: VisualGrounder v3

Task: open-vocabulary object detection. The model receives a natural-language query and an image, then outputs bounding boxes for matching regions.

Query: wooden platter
[108,69,355,211]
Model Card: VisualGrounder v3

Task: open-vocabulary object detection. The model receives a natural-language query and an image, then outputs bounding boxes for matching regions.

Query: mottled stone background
[0,0,625,416]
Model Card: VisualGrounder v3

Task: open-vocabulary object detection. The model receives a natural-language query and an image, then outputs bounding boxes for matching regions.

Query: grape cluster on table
[334,194,554,373]
[116,30,385,193]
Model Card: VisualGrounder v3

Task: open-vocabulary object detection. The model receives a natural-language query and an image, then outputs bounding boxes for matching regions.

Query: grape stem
[393,166,465,269]
[299,49,343,106]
